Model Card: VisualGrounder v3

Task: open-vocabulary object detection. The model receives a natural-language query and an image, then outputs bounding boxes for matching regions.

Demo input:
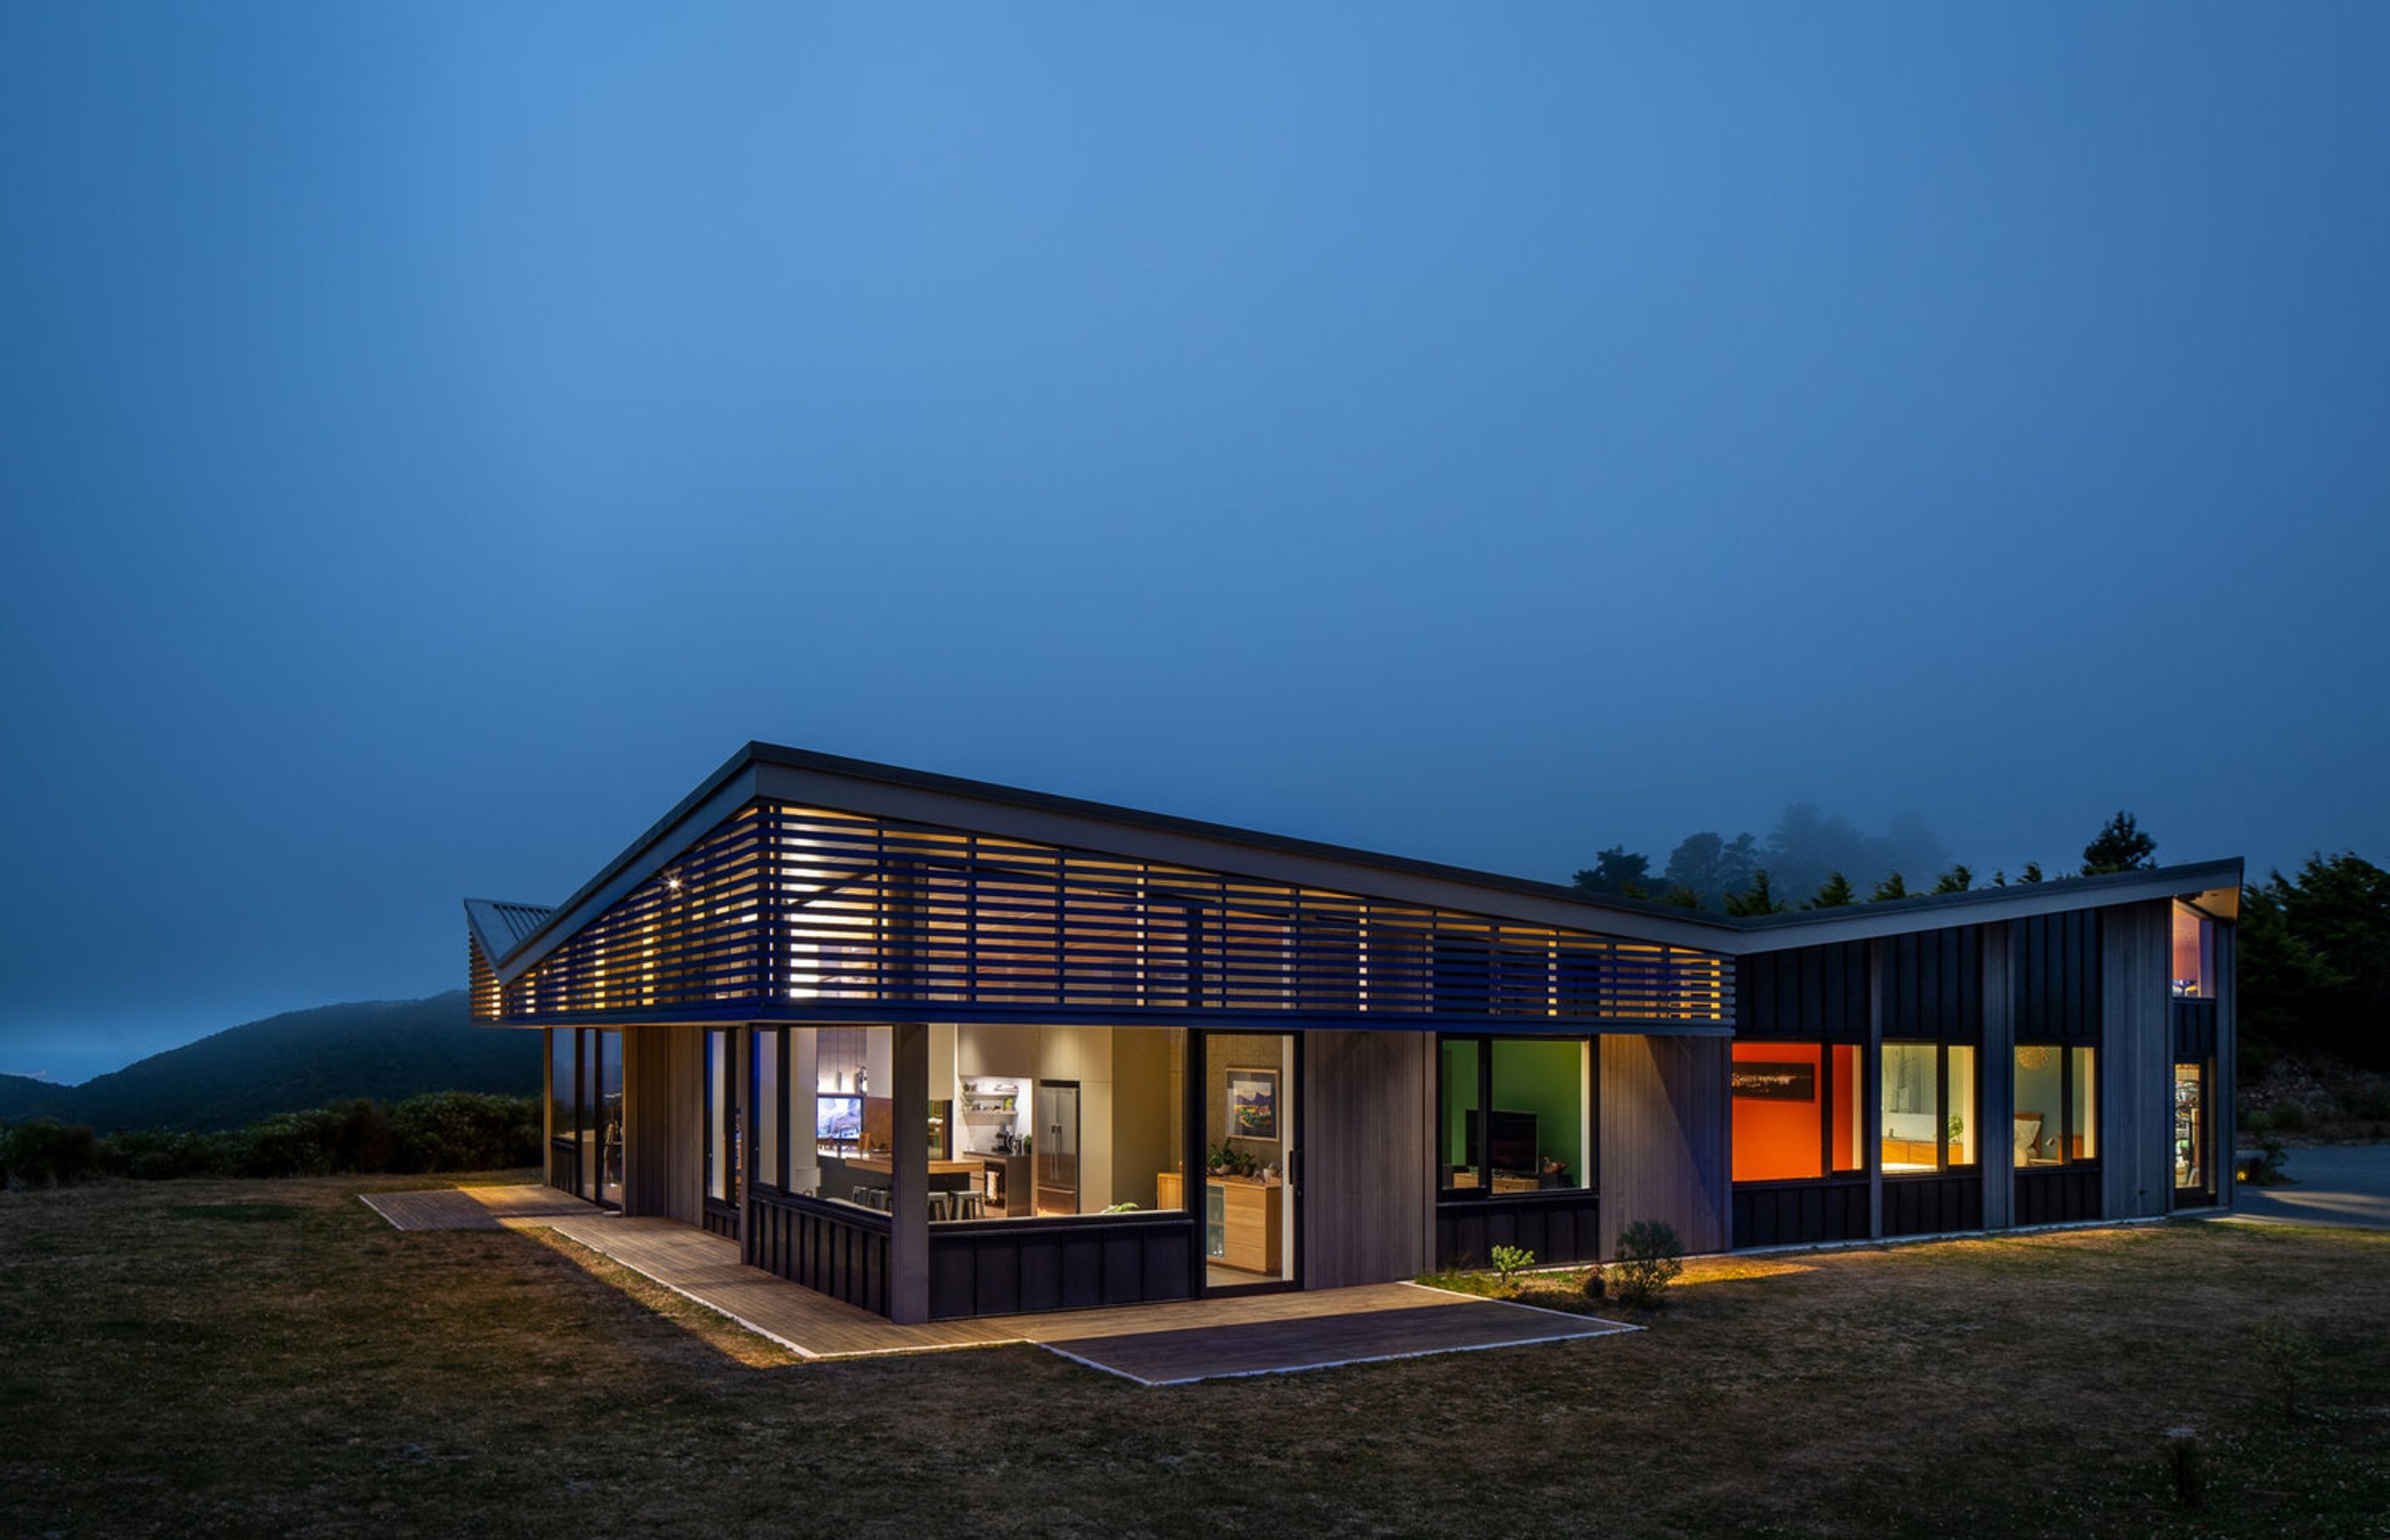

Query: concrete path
[2231,1144,2390,1230]
[365,1183,1636,1383]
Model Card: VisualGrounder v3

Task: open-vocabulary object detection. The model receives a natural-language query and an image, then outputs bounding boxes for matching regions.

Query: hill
[0,993,538,1133]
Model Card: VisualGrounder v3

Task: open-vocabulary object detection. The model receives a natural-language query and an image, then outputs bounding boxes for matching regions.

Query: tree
[1662,831,1760,911]
[1932,865,1973,894]
[2239,853,2390,1074]
[1573,846,1651,899]
[1870,872,1910,903]
[1724,869,1789,917]
[2081,811,2157,875]
[2019,861,2045,884]
[1806,872,1856,909]
[1658,883,1704,910]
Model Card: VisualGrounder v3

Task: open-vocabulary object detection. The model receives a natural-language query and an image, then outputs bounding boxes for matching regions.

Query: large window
[1730,1041,1862,1182]
[547,1029,578,1194]
[2172,905,2214,998]
[2013,1045,2097,1167]
[768,1024,1186,1227]
[1880,1042,1978,1174]
[1440,1036,1592,1195]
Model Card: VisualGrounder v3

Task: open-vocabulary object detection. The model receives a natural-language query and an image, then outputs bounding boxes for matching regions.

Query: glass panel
[755,1028,781,1191]
[1948,1045,1977,1166]
[1202,1033,1295,1284]
[1831,1043,1863,1172]
[2071,1046,2098,1161]
[2171,906,2213,998]
[945,1025,1183,1223]
[596,1030,623,1206]
[2013,1045,2066,1167]
[2174,1062,2207,1190]
[1440,1038,1483,1191]
[548,1030,577,1194]
[807,1026,895,1210]
[1731,1041,1824,1182]
[1489,1038,1588,1190]
[1880,1042,1941,1173]
[705,1031,730,1203]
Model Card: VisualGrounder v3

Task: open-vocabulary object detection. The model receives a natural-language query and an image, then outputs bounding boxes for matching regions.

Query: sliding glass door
[1197,1031,1299,1294]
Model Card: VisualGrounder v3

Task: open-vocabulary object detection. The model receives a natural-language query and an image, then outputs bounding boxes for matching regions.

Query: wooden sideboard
[1157,1172,1283,1277]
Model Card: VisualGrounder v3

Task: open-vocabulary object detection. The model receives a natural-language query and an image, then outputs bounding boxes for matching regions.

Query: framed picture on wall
[1227,1067,1280,1141]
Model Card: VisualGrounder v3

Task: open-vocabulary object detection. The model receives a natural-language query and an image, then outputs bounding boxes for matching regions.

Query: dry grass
[3,1173,2387,1538]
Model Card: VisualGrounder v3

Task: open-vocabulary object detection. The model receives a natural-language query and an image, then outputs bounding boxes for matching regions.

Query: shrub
[1,1119,100,1187]
[2241,1108,2270,1134]
[2270,1103,2309,1133]
[388,1091,541,1174]
[2339,1084,2390,1122]
[1490,1245,1534,1284]
[2164,1430,2205,1508]
[1612,1219,1685,1308]
[1580,1265,1607,1302]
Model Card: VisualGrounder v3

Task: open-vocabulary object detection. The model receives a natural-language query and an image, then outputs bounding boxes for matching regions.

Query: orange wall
[1732,1041,1824,1182]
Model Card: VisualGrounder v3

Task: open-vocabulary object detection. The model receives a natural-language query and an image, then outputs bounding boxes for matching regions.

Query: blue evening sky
[3,6,2385,1080]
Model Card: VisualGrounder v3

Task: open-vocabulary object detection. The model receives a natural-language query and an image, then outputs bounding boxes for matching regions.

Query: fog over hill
[0,993,537,1133]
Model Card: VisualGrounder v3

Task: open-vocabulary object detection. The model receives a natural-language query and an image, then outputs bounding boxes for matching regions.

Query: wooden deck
[367,1184,1636,1382]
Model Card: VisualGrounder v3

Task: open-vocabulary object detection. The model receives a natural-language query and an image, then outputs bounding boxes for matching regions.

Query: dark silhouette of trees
[2082,811,2158,875]
[2239,852,2390,1073]
[1572,846,1651,899]
[1724,870,1789,916]
[1806,872,1857,909]
[1870,872,1910,903]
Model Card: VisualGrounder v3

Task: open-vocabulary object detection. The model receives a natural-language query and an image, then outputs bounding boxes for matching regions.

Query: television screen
[1466,1109,1538,1175]
[817,1095,861,1143]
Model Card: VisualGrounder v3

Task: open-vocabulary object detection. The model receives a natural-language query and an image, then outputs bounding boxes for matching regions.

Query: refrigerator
[1033,1081,1080,1216]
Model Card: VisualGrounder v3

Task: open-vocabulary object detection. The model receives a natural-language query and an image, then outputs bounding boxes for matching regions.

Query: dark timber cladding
[1878,926,1983,1039]
[2013,911,2100,1036]
[480,800,1734,1030]
[1736,941,1868,1037]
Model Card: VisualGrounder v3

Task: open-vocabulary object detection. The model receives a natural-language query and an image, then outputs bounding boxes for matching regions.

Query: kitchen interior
[784,1025,1297,1284]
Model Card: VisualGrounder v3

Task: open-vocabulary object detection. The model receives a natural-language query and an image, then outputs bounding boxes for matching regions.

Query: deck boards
[365,1184,1636,1382]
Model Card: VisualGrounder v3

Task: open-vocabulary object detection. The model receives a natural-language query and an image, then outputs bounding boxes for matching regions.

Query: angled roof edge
[479,741,2246,982]
[464,898,555,966]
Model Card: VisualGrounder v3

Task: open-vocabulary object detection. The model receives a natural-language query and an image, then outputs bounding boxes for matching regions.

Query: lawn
[2,1174,2386,1538]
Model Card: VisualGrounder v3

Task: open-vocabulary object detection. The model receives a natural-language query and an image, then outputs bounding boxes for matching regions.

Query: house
[466,742,2237,1323]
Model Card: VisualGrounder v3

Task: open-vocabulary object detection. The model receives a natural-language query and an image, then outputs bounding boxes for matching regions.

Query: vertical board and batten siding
[1600,1034,1728,1256]
[1302,1030,1435,1288]
[926,1216,1195,1319]
[2012,910,2102,1038]
[1979,924,2015,1230]
[2102,902,2173,1221]
[1735,941,1871,1039]
[622,1026,705,1225]
[1877,927,1984,1040]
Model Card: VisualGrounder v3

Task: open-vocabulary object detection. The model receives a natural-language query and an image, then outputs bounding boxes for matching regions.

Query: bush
[2270,1103,2309,1133]
[1580,1265,1607,1302]
[1,1119,100,1187]
[388,1091,541,1174]
[2339,1084,2390,1122]
[2241,1108,2270,1134]
[1489,1245,1534,1284]
[1612,1219,1685,1308]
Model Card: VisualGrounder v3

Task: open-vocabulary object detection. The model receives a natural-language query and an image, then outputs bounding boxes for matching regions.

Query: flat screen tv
[1465,1109,1539,1176]
[817,1095,861,1144]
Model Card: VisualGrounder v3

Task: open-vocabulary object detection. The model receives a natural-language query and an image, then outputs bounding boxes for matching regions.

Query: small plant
[1205,1139,1261,1178]
[2163,1428,2205,1508]
[1490,1245,1534,1284]
[1611,1218,1685,1308]
[1580,1264,1607,1302]
[2241,1108,2270,1135]
[2254,1315,2319,1419]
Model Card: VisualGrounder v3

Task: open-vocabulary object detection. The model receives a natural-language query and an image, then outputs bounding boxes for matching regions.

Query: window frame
[2013,1040,2100,1170]
[1730,1039,1867,1186]
[1435,1032,1597,1202]
[1878,1039,1983,1179]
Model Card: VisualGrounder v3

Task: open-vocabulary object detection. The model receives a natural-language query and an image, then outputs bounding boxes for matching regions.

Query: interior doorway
[1196,1031,1300,1294]
[2174,1060,2213,1202]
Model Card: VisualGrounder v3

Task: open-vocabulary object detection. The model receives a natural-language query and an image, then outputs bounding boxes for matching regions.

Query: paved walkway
[2231,1144,2390,1231]
[364,1185,1635,1383]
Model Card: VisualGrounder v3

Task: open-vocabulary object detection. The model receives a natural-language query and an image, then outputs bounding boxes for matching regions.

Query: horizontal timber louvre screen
[485,800,1732,1027]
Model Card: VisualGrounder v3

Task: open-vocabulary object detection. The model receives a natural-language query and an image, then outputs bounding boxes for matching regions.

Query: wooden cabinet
[1158,1172,1282,1277]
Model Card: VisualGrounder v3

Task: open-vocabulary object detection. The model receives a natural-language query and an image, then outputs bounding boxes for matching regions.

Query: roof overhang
[481,741,2246,983]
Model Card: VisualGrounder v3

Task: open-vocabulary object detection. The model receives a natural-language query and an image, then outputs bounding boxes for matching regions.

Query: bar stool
[952,1192,983,1221]
[926,1192,953,1222]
